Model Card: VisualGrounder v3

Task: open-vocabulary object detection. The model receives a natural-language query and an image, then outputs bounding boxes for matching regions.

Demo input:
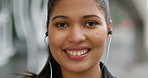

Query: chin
[64,63,92,73]
[69,67,88,73]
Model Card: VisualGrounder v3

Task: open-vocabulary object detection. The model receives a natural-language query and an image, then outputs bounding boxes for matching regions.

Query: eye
[55,22,68,27]
[86,21,98,27]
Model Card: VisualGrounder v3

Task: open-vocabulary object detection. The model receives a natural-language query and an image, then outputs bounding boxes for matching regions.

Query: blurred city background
[0,0,148,78]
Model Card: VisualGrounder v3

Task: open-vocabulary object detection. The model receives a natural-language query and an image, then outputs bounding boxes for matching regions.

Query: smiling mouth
[63,49,91,56]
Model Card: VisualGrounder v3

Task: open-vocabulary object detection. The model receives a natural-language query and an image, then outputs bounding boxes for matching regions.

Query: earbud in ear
[45,32,48,36]
[108,30,113,35]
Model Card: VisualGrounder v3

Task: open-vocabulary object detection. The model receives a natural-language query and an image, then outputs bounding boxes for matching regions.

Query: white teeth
[73,52,76,56]
[70,51,72,54]
[65,50,89,56]
[67,51,70,54]
[80,51,83,54]
[77,52,81,56]
[84,50,87,54]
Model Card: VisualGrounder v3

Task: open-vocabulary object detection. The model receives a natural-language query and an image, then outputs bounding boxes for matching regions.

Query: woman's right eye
[55,22,68,27]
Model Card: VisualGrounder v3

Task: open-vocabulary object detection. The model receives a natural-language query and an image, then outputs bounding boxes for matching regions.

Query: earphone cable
[44,36,53,78]
[101,36,112,70]
[49,61,53,78]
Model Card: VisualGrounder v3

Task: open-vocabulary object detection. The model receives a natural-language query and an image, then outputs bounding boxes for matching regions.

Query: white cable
[102,36,112,70]
[49,61,53,78]
[44,37,52,78]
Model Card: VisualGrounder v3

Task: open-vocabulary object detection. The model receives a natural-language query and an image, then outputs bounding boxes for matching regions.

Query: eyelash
[54,21,99,28]
[85,21,99,27]
[55,22,68,27]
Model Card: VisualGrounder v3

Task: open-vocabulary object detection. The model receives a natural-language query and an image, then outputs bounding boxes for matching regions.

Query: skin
[48,0,112,78]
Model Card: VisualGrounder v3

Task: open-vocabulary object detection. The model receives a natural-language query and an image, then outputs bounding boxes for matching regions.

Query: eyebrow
[83,15,102,20]
[52,14,102,21]
[52,15,69,21]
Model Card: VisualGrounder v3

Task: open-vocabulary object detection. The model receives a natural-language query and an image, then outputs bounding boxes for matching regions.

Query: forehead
[50,0,104,19]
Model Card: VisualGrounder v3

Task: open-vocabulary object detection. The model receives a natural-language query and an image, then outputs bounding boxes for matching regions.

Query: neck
[61,62,102,78]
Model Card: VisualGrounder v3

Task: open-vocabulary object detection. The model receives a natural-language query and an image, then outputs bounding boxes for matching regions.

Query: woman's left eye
[86,21,98,27]
[55,22,68,27]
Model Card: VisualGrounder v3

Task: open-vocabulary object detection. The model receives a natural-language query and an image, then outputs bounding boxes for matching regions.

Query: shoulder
[100,62,118,78]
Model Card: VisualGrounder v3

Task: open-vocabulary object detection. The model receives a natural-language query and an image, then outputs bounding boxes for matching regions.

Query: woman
[21,0,116,78]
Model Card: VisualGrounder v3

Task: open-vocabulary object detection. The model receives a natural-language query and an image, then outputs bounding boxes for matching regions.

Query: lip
[63,46,91,60]
[63,46,91,50]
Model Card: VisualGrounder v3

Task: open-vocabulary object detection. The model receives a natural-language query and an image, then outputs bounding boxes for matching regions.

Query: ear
[107,20,113,39]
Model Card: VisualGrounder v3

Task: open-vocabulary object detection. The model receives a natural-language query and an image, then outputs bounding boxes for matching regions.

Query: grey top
[100,62,117,78]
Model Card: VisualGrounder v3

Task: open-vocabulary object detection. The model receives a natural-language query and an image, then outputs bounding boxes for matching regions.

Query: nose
[68,27,86,43]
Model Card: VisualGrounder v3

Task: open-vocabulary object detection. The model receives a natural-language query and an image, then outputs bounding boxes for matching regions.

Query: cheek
[88,27,107,59]
[88,27,107,45]
[48,28,66,48]
[48,29,67,57]
[48,30,65,63]
[88,28,107,60]
[49,34,61,48]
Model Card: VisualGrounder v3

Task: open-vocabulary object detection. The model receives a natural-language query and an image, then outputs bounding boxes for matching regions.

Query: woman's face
[48,0,111,73]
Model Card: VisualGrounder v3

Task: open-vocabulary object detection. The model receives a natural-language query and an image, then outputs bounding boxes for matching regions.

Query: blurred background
[0,0,147,78]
